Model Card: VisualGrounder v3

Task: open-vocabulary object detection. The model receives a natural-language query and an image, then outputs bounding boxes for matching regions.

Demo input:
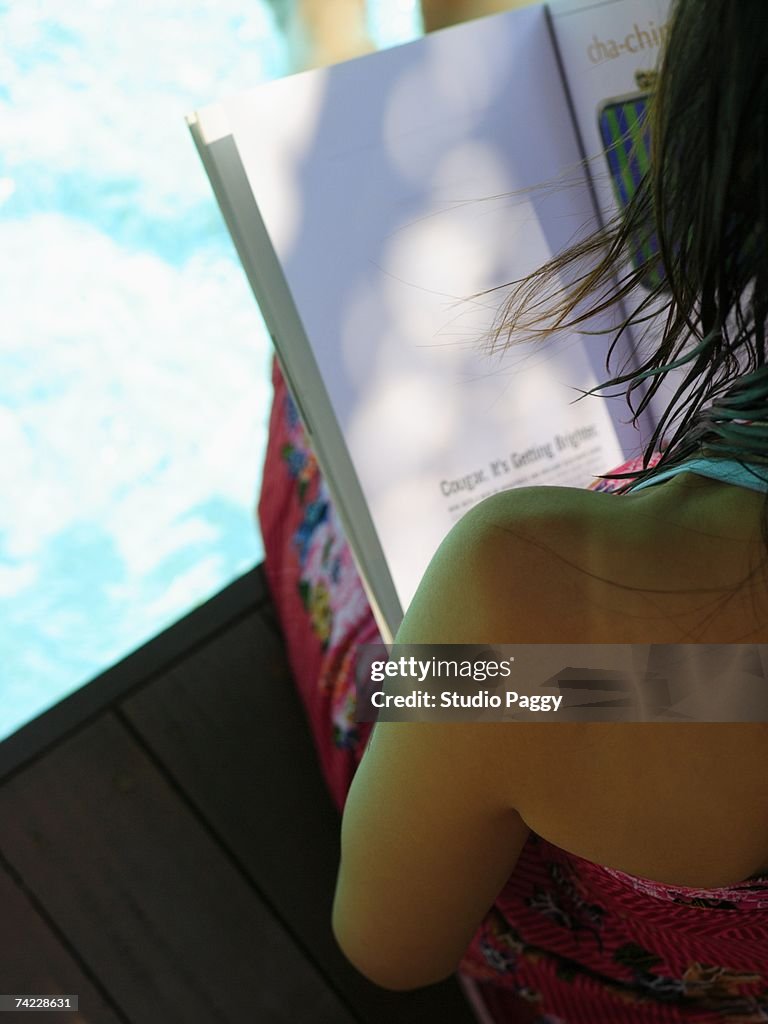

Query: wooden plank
[122,612,476,1023]
[0,866,124,1023]
[0,714,355,1024]
[0,566,268,783]
[123,614,343,947]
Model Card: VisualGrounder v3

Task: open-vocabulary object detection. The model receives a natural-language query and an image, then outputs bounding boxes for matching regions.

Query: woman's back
[488,460,768,889]
[456,457,768,1021]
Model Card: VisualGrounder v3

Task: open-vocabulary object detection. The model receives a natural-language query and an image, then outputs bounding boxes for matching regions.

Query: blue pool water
[1,0,420,740]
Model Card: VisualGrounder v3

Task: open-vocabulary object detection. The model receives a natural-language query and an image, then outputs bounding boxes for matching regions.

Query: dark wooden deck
[0,567,477,1023]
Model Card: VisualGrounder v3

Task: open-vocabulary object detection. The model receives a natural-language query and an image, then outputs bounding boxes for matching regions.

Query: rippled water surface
[1,0,420,739]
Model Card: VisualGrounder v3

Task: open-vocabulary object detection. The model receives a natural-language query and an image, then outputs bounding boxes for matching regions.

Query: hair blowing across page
[478,0,768,546]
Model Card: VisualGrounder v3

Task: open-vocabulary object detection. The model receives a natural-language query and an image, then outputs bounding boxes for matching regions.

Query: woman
[260,0,768,1020]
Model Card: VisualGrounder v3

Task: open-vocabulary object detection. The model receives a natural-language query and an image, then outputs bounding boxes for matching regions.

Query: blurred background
[0,0,424,741]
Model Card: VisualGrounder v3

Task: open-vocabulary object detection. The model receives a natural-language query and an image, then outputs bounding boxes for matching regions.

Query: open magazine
[189,0,671,640]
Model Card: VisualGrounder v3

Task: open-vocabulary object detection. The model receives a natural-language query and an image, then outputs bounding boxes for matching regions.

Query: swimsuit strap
[628,456,768,494]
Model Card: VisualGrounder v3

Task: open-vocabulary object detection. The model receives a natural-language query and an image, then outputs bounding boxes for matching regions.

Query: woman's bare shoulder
[474,478,768,644]
[452,484,636,642]
[397,484,603,645]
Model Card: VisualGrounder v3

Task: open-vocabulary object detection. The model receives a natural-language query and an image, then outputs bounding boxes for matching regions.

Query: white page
[195,6,630,617]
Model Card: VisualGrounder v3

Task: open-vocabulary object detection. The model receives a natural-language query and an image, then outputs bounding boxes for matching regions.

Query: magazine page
[549,0,671,224]
[193,5,633,625]
[549,0,681,435]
